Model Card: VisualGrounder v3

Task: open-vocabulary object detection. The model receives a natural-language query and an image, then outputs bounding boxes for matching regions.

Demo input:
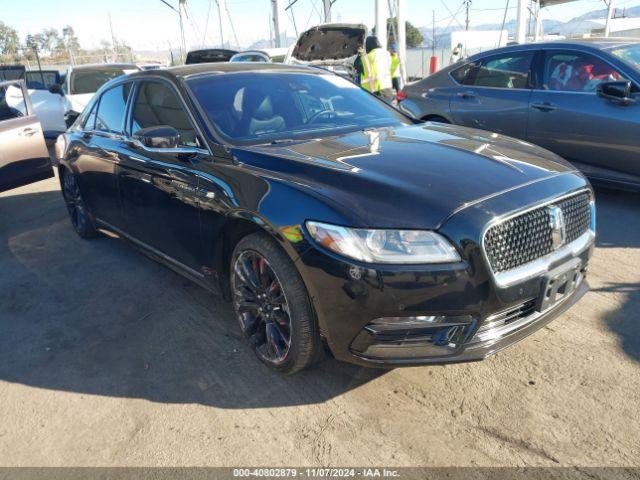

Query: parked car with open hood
[285,23,367,79]
[55,62,595,374]
[399,39,640,190]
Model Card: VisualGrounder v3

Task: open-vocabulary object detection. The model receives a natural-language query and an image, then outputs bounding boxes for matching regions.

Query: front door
[118,80,206,273]
[0,80,53,193]
[449,50,535,139]
[527,50,640,182]
[73,82,133,229]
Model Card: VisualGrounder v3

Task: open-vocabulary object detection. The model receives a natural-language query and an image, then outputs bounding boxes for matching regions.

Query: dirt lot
[0,170,639,467]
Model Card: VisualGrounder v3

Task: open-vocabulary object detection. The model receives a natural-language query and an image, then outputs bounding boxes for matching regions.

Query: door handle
[457,91,476,99]
[531,102,557,112]
[19,127,39,137]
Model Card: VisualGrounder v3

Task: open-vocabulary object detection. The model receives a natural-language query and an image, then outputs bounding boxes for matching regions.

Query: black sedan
[56,63,595,373]
[399,40,640,190]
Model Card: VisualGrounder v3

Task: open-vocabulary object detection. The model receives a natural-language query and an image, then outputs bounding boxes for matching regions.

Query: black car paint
[58,64,593,367]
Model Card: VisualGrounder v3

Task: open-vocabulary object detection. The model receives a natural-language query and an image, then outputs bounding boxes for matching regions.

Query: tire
[230,232,321,374]
[60,169,98,239]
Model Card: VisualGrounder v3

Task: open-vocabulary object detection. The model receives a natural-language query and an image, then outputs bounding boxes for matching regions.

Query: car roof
[127,61,321,80]
[69,63,140,71]
[470,38,639,58]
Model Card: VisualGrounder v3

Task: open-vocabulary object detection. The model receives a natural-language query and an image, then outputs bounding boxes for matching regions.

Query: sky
[4,0,640,51]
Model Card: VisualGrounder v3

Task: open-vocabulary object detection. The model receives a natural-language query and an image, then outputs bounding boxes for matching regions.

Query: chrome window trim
[480,188,595,288]
[126,76,213,156]
[447,48,537,91]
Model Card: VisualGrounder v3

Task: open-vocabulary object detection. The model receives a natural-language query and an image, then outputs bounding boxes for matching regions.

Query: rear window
[69,68,135,95]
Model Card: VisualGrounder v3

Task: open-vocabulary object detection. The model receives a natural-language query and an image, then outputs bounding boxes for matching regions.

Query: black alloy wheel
[61,170,97,239]
[233,250,292,363]
[231,232,321,373]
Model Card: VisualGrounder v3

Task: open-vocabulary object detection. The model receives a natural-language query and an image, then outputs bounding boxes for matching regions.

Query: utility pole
[515,0,528,43]
[179,0,186,58]
[432,10,436,57]
[216,0,226,48]
[108,13,118,61]
[159,0,187,63]
[604,0,616,37]
[323,0,331,22]
[397,0,406,83]
[375,0,387,50]
[465,0,471,31]
[271,0,281,47]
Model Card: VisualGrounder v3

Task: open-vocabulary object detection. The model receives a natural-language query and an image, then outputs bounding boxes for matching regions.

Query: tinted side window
[131,82,197,147]
[94,83,132,134]
[544,52,626,92]
[472,52,533,89]
[451,63,475,85]
[83,103,98,130]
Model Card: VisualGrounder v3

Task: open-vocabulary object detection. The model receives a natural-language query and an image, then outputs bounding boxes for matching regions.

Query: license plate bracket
[537,258,584,312]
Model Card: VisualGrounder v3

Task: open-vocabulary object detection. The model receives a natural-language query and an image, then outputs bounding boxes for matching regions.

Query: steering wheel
[307,110,338,124]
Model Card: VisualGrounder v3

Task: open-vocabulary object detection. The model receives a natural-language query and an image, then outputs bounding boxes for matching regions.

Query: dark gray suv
[399,40,640,190]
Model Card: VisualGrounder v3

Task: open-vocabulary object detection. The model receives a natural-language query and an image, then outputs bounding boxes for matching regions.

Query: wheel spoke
[232,250,292,363]
[240,311,261,336]
[265,322,288,359]
[239,257,261,290]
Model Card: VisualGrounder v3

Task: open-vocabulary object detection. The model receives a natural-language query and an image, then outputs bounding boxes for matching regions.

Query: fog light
[369,315,472,329]
[350,315,475,360]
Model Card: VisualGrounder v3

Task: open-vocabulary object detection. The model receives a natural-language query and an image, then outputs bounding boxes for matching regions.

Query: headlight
[305,221,461,264]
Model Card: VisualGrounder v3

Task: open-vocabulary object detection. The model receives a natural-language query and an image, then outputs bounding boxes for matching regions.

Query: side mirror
[49,83,63,95]
[597,81,634,103]
[134,125,180,149]
[64,110,80,128]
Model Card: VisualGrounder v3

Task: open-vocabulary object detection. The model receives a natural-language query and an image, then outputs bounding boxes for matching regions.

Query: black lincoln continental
[55,63,596,374]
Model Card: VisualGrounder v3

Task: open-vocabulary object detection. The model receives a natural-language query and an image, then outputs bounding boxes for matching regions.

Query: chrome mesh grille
[484,192,591,273]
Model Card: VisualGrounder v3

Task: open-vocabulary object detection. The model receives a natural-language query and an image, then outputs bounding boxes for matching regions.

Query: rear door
[449,50,535,139]
[527,49,640,181]
[73,82,133,229]
[0,80,53,192]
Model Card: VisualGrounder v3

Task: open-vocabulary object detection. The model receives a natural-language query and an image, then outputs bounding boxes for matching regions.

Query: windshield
[69,68,134,95]
[26,71,60,90]
[187,72,411,144]
[610,44,640,71]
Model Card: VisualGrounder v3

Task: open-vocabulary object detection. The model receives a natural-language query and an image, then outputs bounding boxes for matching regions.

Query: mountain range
[419,6,640,49]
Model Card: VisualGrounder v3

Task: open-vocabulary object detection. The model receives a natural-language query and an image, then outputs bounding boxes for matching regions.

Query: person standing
[355,36,394,103]
[389,43,402,93]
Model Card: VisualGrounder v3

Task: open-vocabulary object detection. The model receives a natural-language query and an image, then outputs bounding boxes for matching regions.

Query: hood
[234,123,577,229]
[290,24,367,63]
[66,93,95,113]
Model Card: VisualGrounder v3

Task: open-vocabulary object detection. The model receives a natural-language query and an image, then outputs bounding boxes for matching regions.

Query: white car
[1,66,66,138]
[230,48,290,63]
[56,63,140,127]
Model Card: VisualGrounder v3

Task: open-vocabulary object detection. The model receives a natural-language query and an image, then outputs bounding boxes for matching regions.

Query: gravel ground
[0,170,638,467]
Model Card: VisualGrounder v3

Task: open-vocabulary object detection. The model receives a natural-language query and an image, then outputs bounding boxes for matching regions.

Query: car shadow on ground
[592,187,640,363]
[0,189,385,410]
[593,186,640,249]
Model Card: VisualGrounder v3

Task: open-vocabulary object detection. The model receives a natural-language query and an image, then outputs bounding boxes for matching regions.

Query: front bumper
[294,174,594,367]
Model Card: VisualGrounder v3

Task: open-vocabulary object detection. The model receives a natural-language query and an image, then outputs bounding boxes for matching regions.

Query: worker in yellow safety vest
[389,43,402,92]
[355,36,394,103]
